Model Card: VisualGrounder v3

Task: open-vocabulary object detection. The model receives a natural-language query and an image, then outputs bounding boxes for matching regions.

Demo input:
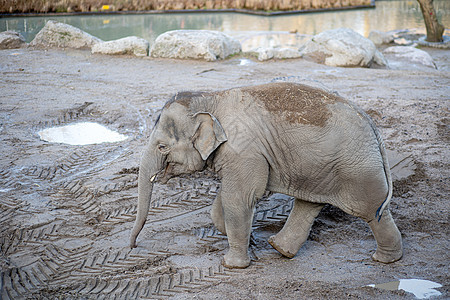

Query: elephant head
[130,93,227,248]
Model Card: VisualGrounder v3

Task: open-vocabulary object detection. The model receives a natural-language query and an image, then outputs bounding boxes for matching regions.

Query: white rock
[383,46,436,69]
[300,28,385,67]
[247,47,274,61]
[30,20,102,49]
[92,36,149,56]
[274,48,302,59]
[393,38,414,46]
[150,30,241,61]
[0,31,26,49]
[245,47,301,61]
[373,49,388,67]
[368,30,394,46]
[230,31,311,52]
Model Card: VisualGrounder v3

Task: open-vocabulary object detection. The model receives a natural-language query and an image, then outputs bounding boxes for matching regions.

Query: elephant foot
[268,235,297,259]
[222,251,250,269]
[372,248,403,264]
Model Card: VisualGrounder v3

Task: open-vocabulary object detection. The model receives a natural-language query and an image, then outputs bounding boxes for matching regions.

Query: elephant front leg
[222,201,254,268]
[268,199,323,258]
[220,158,269,268]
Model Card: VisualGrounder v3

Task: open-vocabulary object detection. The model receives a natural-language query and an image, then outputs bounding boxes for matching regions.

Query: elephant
[130,82,403,269]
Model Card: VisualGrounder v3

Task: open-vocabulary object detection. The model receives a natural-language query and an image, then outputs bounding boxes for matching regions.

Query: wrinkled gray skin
[130,82,403,268]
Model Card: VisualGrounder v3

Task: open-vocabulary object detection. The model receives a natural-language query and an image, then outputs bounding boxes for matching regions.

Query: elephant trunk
[130,149,159,248]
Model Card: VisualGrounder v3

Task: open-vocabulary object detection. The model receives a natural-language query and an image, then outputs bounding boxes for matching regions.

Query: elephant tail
[373,122,393,222]
[353,103,393,222]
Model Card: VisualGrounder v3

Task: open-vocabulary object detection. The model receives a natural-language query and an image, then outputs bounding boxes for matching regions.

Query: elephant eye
[158,143,169,153]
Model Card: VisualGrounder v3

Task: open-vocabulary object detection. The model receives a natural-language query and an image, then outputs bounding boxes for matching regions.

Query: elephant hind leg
[268,199,324,258]
[368,209,403,263]
[211,192,226,235]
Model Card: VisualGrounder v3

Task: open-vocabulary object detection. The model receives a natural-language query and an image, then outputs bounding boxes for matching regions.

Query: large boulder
[246,47,301,61]
[300,28,385,67]
[30,20,102,49]
[368,30,394,46]
[150,30,241,61]
[0,31,26,49]
[230,31,311,52]
[383,46,436,69]
[274,47,302,60]
[92,36,149,56]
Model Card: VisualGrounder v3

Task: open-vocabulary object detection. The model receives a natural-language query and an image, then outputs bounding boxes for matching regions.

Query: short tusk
[150,174,157,182]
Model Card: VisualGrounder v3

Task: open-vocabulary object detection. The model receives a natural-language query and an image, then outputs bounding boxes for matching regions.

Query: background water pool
[1,0,449,43]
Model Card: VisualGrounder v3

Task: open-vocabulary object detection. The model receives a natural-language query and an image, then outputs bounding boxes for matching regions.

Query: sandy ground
[0,46,449,299]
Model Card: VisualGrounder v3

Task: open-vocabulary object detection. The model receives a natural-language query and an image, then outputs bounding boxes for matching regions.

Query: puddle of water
[239,58,254,66]
[367,279,442,299]
[38,122,128,145]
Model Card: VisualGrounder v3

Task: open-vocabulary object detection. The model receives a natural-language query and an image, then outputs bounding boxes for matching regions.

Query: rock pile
[1,21,442,69]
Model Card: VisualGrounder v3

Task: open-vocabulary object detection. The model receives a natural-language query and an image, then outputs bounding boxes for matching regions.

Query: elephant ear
[193,112,227,160]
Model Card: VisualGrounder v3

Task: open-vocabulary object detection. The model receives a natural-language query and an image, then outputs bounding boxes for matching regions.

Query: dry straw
[1,0,371,14]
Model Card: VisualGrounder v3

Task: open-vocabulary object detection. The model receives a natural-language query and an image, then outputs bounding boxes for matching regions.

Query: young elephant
[130,82,403,268]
